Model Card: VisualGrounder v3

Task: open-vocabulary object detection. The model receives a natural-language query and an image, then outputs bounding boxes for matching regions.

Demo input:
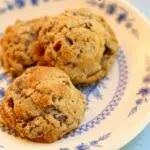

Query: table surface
[121,0,150,150]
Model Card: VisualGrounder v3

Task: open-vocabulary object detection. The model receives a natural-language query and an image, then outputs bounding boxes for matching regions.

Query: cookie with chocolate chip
[0,66,86,143]
[38,15,105,85]
[38,9,118,85]
[1,17,48,76]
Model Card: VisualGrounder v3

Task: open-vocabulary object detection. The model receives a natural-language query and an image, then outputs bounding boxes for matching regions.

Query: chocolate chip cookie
[1,17,48,76]
[38,15,105,85]
[0,66,86,143]
[38,9,118,85]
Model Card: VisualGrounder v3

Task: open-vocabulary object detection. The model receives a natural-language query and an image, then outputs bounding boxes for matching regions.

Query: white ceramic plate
[0,0,150,150]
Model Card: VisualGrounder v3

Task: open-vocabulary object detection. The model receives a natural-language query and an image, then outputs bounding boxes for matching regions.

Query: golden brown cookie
[38,9,119,85]
[61,8,119,82]
[1,8,118,85]
[38,15,105,85]
[0,66,86,143]
[1,17,48,76]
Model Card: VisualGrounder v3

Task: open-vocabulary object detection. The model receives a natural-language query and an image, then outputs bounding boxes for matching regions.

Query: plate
[0,0,150,150]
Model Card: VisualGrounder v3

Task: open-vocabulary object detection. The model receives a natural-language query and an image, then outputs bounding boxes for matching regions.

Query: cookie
[38,9,118,85]
[0,66,86,143]
[1,17,48,76]
[61,8,119,82]
[37,15,104,85]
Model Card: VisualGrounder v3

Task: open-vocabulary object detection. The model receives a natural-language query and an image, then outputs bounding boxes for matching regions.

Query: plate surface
[0,0,150,150]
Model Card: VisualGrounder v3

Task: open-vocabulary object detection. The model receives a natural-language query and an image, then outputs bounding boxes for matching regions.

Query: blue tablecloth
[129,0,150,19]
[121,1,150,150]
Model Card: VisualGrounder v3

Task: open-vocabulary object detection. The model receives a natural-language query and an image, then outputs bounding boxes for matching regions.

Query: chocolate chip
[7,98,14,108]
[64,62,76,68]
[84,23,92,29]
[104,45,112,56]
[58,96,63,100]
[36,44,45,57]
[26,117,35,122]
[37,131,43,136]
[22,122,27,128]
[65,36,73,45]
[53,41,62,52]
[72,100,75,103]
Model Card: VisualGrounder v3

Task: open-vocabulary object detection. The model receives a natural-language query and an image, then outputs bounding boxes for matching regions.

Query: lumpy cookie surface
[1,8,119,85]
[0,67,86,143]
[38,15,105,85]
[1,17,48,76]
[38,9,118,85]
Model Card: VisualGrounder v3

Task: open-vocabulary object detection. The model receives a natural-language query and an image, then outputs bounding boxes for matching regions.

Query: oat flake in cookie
[38,8,119,85]
[0,66,86,143]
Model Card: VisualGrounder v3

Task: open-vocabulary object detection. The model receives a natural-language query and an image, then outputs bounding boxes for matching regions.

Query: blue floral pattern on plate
[63,49,128,139]
[128,56,150,116]
[86,0,139,38]
[61,132,111,150]
[79,77,109,107]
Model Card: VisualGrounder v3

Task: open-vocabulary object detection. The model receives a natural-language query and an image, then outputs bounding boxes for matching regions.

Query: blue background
[122,0,150,150]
